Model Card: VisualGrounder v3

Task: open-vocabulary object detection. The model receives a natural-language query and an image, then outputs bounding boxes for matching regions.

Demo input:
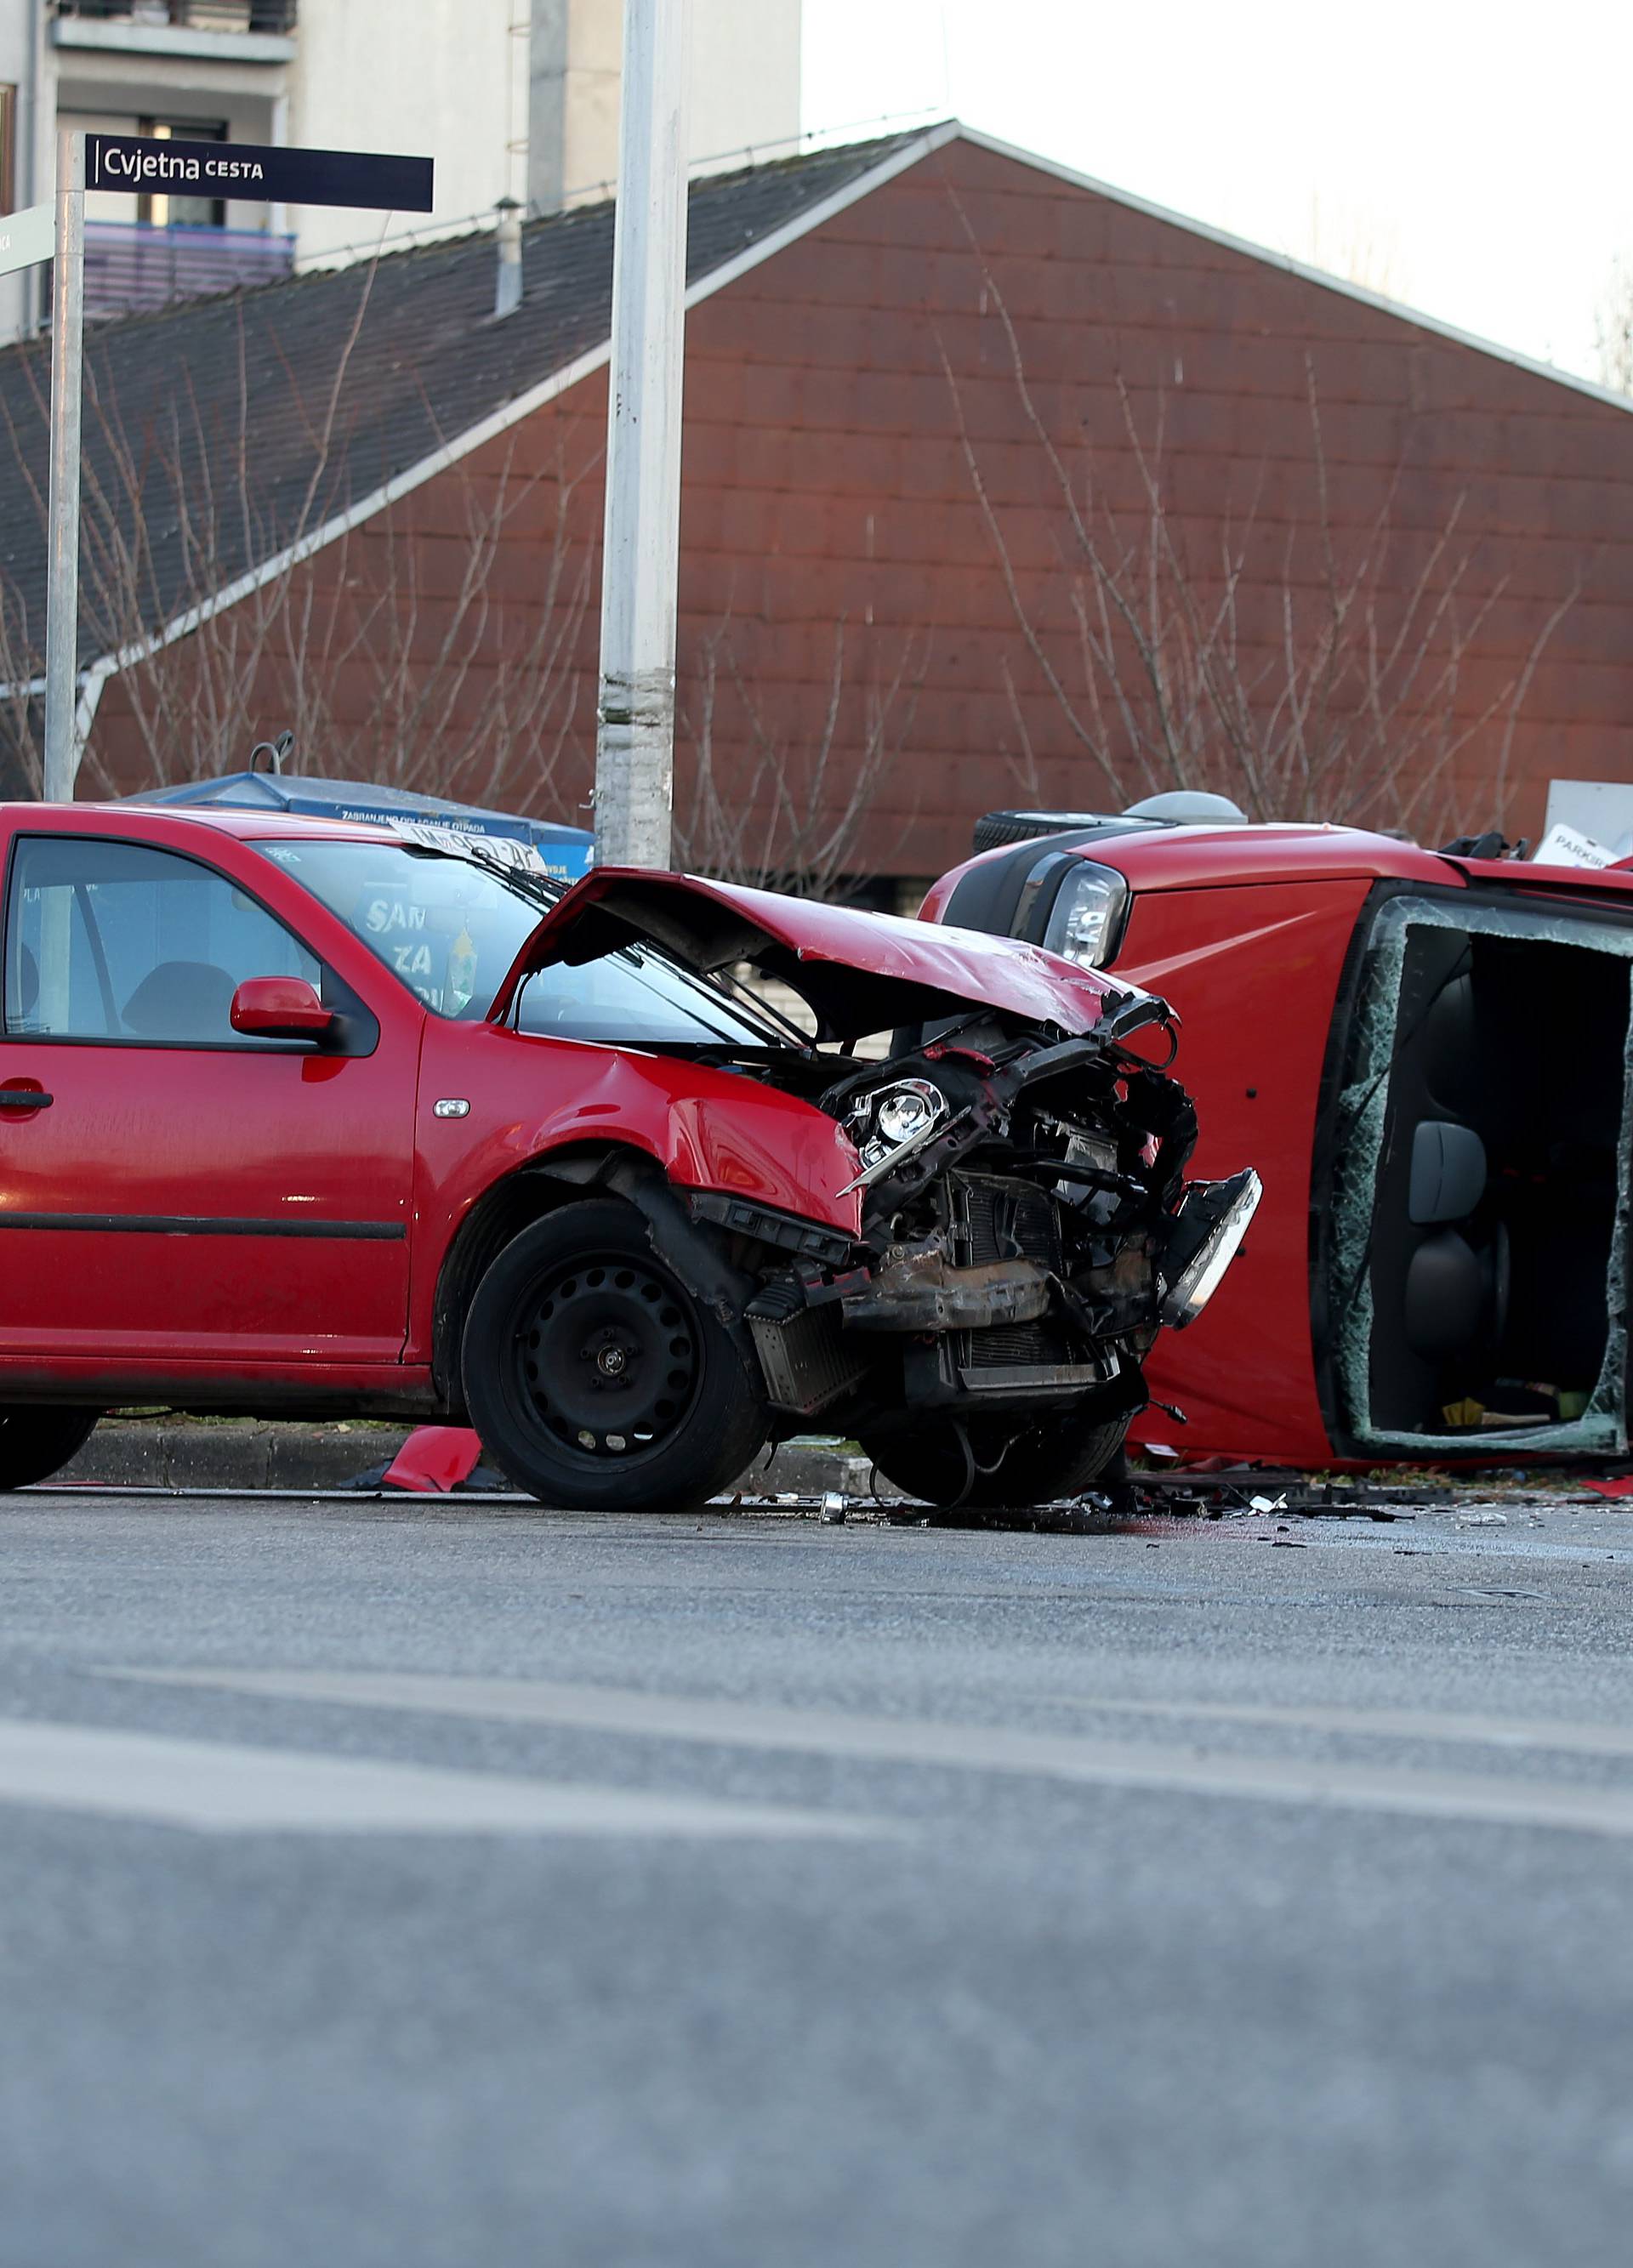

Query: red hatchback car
[924,811,1633,1469]
[0,802,1257,1509]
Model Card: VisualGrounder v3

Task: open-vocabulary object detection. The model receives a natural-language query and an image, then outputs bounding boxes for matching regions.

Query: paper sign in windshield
[387,818,560,878]
[1532,823,1619,870]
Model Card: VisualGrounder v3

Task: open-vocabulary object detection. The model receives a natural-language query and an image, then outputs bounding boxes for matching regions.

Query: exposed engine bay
[693,1003,1259,1503]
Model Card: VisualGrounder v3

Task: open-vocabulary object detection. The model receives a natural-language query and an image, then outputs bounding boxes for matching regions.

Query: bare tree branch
[938,177,1574,841]
[674,615,928,896]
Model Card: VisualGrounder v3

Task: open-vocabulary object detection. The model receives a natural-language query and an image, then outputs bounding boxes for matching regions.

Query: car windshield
[253,838,785,1050]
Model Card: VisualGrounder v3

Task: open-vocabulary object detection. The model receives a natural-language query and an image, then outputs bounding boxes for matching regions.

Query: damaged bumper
[839,1250,1053,1333]
[724,1020,1258,1431]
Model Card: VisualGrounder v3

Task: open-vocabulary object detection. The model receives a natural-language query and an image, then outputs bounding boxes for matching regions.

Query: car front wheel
[0,1408,100,1492]
[860,1404,1129,1509]
[460,1199,771,1513]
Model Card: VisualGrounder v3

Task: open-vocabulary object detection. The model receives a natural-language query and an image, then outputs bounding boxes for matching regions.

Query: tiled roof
[0,132,926,669]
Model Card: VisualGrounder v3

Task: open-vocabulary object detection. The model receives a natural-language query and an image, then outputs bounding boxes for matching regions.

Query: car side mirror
[230,975,334,1042]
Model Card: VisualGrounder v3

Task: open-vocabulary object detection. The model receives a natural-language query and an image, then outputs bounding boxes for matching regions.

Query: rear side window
[4,835,320,1044]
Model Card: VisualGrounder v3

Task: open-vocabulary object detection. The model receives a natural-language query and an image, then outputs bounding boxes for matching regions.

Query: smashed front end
[731,997,1259,1493]
[508,867,1259,1507]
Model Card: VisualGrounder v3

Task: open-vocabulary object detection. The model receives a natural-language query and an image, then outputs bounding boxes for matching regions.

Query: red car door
[0,823,418,1377]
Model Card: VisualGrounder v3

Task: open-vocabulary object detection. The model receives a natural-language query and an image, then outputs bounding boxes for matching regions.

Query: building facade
[0,0,800,338]
[527,0,801,213]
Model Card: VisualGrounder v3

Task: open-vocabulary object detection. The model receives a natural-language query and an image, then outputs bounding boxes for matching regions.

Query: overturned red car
[925,806,1633,1468]
[0,802,1255,1509]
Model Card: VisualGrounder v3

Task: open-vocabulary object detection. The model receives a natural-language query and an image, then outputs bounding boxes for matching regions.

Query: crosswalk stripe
[0,1715,885,1839]
[105,1666,1633,1843]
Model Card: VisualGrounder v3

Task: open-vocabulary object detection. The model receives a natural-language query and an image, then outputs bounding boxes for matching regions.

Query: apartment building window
[77,114,232,230]
[0,86,16,217]
[142,120,230,229]
[55,6,296,27]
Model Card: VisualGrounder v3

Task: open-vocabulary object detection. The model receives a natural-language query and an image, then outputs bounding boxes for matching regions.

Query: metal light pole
[592,0,691,869]
[42,128,84,804]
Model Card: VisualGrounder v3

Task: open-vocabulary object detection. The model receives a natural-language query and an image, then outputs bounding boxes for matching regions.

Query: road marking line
[104,1668,1633,1843]
[0,1717,883,1840]
[1046,1694,1633,1759]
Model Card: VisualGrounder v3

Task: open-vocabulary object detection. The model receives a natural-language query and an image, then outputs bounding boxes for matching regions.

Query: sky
[801,0,1633,385]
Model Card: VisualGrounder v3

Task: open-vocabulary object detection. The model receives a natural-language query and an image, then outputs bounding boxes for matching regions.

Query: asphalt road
[4,1489,1633,2268]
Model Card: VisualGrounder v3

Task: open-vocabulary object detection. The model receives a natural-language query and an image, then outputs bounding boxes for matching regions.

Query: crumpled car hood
[488,867,1131,1042]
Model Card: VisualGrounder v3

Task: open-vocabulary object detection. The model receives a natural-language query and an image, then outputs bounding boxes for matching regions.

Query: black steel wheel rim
[512,1252,701,1461]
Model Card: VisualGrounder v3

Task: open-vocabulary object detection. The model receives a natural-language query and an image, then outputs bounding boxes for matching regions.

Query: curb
[54,1420,905,1503]
[58,1419,400,1494]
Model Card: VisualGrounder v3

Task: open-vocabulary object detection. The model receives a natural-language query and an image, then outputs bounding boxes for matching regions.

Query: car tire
[0,1407,100,1492]
[460,1199,770,1513]
[861,1404,1129,1509]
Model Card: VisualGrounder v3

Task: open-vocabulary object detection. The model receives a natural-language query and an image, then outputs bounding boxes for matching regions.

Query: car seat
[1402,1121,1509,1363]
[122,960,237,1042]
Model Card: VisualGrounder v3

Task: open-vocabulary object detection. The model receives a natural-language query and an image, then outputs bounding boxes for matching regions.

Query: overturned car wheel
[0,1407,100,1492]
[461,1200,770,1513]
[861,1404,1129,1510]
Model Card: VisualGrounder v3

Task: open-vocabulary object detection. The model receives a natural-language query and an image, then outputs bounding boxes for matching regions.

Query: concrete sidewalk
[53,1418,901,1502]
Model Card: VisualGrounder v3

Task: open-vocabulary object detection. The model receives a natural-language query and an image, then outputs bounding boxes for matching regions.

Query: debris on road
[349,1428,507,1495]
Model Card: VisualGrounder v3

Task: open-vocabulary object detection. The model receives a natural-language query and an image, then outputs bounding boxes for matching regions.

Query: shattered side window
[1327,891,1633,1458]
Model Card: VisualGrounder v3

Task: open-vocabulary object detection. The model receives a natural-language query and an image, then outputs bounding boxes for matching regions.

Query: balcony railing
[82,219,294,320]
[54,3,298,34]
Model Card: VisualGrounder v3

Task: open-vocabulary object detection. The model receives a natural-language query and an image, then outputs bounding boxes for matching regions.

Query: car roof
[1092,821,1458,890]
[1,801,404,846]
[1106,821,1633,901]
[945,820,1633,901]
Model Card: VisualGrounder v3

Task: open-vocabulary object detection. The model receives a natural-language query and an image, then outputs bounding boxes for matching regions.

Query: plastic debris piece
[1454,1508,1509,1526]
[820,1493,847,1524]
[379,1426,486,1494]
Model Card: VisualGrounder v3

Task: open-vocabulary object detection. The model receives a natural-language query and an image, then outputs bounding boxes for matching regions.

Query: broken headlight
[1158,1168,1262,1328]
[845,1076,948,1173]
[1041,861,1130,969]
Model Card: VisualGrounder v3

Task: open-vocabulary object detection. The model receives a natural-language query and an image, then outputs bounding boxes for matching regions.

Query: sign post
[592,0,692,870]
[39,134,434,803]
[42,134,84,804]
[0,200,59,790]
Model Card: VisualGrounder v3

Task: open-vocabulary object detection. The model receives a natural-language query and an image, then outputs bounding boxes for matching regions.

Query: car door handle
[0,1089,52,1110]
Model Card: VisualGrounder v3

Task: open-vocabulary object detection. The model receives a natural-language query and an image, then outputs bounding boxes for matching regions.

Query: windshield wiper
[705,962,816,1054]
[401,839,565,915]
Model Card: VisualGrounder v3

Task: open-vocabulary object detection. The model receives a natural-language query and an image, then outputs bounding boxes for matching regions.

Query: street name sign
[0,202,54,279]
[83,136,435,214]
